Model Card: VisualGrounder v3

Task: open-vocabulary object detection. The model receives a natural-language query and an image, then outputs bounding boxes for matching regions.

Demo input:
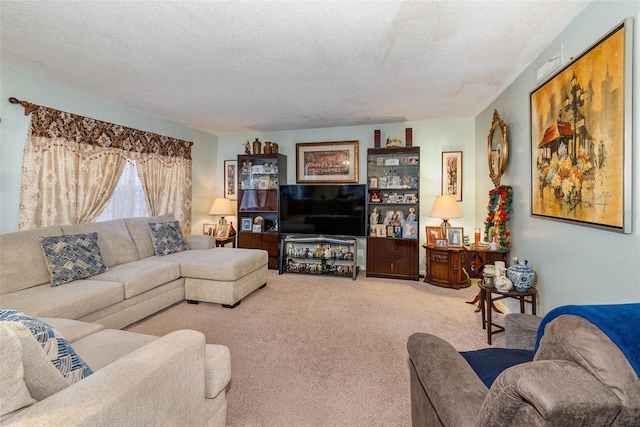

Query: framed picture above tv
[295,141,359,183]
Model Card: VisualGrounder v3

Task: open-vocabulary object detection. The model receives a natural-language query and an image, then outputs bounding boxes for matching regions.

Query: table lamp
[209,198,234,224]
[429,195,462,235]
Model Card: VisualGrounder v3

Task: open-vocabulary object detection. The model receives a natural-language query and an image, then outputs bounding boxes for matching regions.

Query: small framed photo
[216,224,231,239]
[258,176,270,189]
[446,227,464,248]
[386,225,394,237]
[435,239,448,248]
[203,223,216,236]
[241,217,252,231]
[378,176,387,189]
[408,156,419,165]
[426,226,442,246]
[369,176,378,189]
[403,220,418,239]
[377,157,384,166]
[252,224,262,233]
[369,191,381,203]
[393,226,402,238]
[375,224,386,237]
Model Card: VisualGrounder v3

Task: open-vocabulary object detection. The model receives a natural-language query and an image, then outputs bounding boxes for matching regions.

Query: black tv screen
[279,184,366,237]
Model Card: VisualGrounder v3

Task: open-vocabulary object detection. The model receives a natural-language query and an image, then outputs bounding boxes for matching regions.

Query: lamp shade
[209,198,234,216]
[429,195,462,220]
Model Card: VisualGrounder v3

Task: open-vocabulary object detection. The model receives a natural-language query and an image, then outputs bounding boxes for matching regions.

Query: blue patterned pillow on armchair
[0,310,93,384]
[148,220,189,256]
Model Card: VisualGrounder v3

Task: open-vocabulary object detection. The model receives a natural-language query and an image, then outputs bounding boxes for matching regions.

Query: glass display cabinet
[280,235,358,280]
[366,146,420,280]
[237,153,287,269]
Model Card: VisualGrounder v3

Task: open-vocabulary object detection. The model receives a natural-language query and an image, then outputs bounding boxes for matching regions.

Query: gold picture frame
[216,224,231,239]
[295,140,359,183]
[442,151,462,202]
[426,226,442,246]
[530,19,632,233]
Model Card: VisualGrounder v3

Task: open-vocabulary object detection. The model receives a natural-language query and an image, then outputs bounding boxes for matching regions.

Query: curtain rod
[8,97,40,115]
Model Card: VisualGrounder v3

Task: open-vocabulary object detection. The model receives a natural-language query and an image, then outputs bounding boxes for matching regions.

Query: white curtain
[96,160,149,222]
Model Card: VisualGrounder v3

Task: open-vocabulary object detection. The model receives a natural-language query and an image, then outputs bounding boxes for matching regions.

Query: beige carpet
[127,270,505,427]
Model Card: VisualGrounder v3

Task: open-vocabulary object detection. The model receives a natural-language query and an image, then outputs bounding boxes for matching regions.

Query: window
[97,161,148,221]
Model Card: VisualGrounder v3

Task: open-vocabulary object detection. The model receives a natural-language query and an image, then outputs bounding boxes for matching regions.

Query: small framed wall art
[442,151,462,201]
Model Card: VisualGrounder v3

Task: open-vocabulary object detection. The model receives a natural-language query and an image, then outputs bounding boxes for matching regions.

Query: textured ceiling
[1,1,591,135]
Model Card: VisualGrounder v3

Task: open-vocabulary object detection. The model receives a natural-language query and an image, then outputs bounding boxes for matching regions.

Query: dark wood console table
[478,282,537,344]
[423,245,470,289]
[464,245,508,278]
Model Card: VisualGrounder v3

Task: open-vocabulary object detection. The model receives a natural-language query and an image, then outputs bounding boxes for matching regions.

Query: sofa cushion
[91,259,181,299]
[0,279,124,319]
[460,348,534,388]
[158,248,268,282]
[0,323,36,418]
[0,225,64,295]
[36,317,106,343]
[39,232,108,287]
[0,311,93,383]
[72,328,158,371]
[61,219,139,267]
[124,214,174,259]
[148,220,189,256]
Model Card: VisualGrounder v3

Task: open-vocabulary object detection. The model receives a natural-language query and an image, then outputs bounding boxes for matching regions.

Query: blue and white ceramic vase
[507,258,536,291]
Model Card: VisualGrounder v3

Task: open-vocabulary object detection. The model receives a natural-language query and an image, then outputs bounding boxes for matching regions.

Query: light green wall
[0,67,218,234]
[217,120,477,272]
[475,0,640,313]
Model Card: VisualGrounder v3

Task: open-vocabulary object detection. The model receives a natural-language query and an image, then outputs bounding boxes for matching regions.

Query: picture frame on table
[241,218,252,232]
[435,239,448,248]
[446,227,464,248]
[224,160,237,200]
[375,224,386,237]
[295,140,359,183]
[530,19,632,233]
[203,223,216,236]
[426,226,442,246]
[216,224,231,239]
[442,151,462,201]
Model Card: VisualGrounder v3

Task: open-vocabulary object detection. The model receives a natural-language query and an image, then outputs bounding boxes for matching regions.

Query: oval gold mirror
[488,109,508,187]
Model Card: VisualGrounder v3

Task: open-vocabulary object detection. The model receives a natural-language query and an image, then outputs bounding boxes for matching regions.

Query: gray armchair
[407,313,640,426]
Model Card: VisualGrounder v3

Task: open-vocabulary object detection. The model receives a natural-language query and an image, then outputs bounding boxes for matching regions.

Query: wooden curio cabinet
[237,153,287,269]
[366,146,420,281]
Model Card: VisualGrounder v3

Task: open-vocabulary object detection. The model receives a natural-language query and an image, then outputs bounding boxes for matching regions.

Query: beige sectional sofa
[0,214,269,329]
[0,215,269,425]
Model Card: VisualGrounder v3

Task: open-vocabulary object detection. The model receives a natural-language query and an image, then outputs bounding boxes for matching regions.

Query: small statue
[383,209,395,226]
[369,207,379,235]
[244,140,251,154]
[406,207,416,221]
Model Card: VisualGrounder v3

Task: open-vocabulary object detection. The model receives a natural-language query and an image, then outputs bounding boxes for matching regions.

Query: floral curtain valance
[29,106,193,159]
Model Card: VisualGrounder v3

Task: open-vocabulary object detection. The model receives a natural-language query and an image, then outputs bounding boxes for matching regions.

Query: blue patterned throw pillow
[39,232,107,287]
[0,310,93,384]
[148,220,188,256]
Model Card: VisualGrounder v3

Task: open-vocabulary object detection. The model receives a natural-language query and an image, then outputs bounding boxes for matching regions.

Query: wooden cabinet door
[366,238,418,280]
[239,233,279,269]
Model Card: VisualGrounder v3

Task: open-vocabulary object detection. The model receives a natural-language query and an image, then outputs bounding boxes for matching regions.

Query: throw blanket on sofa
[535,303,640,377]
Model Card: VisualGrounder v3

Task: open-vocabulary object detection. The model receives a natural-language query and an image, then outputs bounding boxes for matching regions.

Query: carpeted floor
[126,270,505,427]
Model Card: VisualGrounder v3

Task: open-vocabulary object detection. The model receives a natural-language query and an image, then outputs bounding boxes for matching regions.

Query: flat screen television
[279,184,366,237]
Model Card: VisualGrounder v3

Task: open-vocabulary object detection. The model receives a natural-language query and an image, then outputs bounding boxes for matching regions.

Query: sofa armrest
[477,360,621,426]
[407,333,488,426]
[184,234,216,250]
[2,330,214,426]
[205,344,231,398]
[505,313,541,350]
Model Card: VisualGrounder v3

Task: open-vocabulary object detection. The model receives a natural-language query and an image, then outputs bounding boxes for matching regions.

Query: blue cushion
[0,310,93,383]
[148,220,188,256]
[459,348,534,388]
[39,232,107,287]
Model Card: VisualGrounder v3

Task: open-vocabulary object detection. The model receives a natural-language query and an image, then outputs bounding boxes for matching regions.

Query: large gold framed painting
[530,19,633,233]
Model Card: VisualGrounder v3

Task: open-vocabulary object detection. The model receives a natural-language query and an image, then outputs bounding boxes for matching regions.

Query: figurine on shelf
[383,209,395,226]
[406,207,416,221]
[244,140,251,154]
[369,207,379,236]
